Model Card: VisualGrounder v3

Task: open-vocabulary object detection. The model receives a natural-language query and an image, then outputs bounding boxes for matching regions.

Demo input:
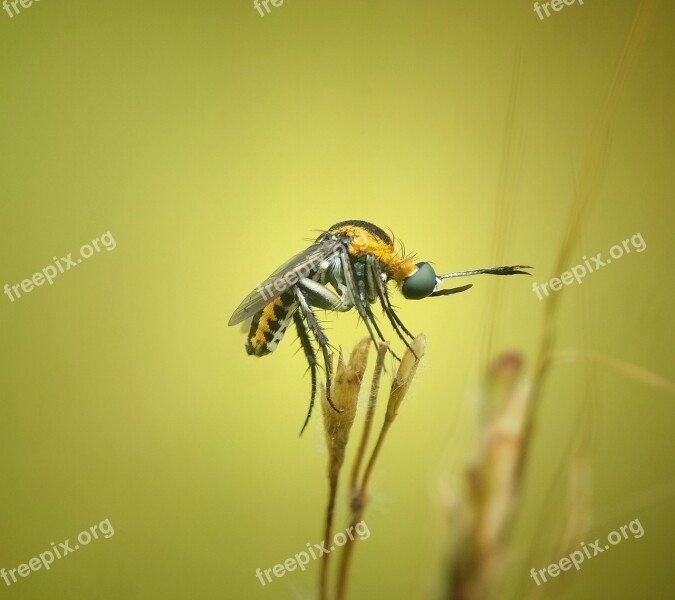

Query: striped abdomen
[245,290,298,356]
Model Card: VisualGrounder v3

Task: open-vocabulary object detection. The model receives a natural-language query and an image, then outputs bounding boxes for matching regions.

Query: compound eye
[401,262,437,299]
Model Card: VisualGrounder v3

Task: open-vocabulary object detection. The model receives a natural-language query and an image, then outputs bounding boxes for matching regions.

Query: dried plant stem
[334,501,365,600]
[350,342,389,493]
[336,335,426,600]
[320,474,339,600]
[319,341,369,600]
[331,342,387,600]
[335,407,395,600]
[335,410,390,600]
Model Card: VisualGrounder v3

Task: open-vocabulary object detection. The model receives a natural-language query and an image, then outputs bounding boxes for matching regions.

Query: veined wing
[228,239,341,326]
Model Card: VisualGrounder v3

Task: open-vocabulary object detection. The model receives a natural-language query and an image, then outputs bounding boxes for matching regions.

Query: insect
[228,220,531,433]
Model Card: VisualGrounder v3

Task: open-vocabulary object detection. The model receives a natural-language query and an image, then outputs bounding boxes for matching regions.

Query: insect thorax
[319,221,416,285]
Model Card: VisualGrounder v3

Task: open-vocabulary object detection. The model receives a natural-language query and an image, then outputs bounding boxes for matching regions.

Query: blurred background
[0,0,673,598]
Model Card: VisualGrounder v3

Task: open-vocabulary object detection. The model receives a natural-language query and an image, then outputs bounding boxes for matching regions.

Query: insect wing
[228,239,340,326]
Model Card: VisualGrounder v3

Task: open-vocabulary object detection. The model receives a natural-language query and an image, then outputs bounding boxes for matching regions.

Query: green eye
[401,262,437,299]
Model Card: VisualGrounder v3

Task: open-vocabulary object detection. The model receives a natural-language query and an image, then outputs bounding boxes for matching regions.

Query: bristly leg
[293,286,341,418]
[335,245,404,364]
[363,301,401,361]
[336,245,384,353]
[293,311,319,435]
[368,256,417,357]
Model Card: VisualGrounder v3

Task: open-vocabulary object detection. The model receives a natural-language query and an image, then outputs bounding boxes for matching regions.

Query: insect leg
[293,286,341,415]
[293,311,318,435]
[358,288,401,360]
[360,258,402,361]
[300,267,400,358]
[336,246,381,352]
[302,260,399,360]
[368,255,417,356]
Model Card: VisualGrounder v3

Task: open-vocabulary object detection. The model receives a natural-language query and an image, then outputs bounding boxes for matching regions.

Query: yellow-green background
[1,0,673,598]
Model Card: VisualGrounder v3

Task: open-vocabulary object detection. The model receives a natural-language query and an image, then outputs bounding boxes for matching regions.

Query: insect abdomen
[245,291,297,356]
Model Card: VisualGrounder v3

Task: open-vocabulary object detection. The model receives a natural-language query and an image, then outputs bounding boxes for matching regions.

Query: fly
[228,220,531,433]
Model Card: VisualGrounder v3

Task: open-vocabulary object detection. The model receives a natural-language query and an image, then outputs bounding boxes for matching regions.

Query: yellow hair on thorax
[329,225,416,286]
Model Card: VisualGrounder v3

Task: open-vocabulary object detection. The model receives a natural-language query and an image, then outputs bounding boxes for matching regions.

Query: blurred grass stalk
[448,353,530,600]
[444,2,661,598]
[319,335,426,600]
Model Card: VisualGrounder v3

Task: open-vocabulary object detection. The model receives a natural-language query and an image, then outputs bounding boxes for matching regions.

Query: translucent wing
[228,239,341,326]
